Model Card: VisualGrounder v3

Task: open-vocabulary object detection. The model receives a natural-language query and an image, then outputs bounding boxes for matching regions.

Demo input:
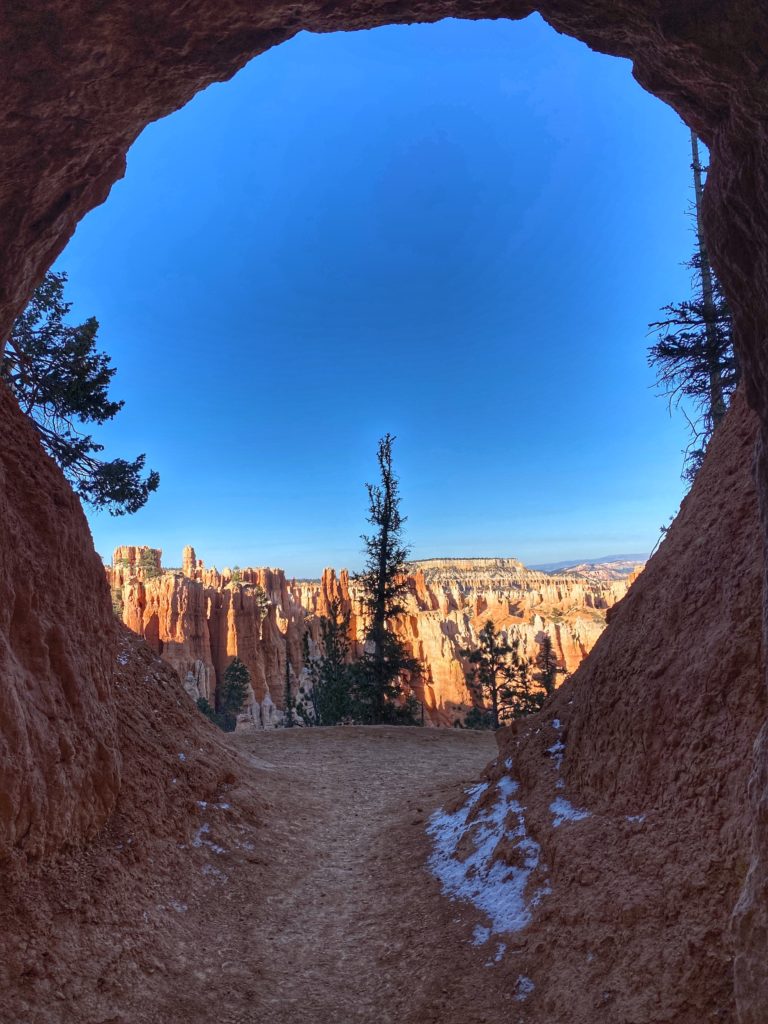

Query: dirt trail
[222,726,497,1024]
[5,725,509,1024]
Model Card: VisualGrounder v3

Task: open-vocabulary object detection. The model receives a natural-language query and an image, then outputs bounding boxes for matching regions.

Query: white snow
[178,752,186,762]
[427,775,549,943]
[550,797,591,827]
[547,739,565,771]
[514,975,535,1002]
[116,651,129,666]
[192,823,226,855]
[626,814,645,824]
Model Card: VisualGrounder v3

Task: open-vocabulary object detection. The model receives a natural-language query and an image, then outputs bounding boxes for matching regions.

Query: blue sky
[57,15,695,577]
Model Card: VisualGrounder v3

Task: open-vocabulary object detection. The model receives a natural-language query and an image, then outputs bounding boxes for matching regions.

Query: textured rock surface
[0,384,120,864]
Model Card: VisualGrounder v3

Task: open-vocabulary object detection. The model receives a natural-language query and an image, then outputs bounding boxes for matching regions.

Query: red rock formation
[110,551,627,727]
[0,384,120,865]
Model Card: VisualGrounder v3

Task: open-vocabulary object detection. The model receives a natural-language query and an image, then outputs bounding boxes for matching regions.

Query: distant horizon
[99,541,648,578]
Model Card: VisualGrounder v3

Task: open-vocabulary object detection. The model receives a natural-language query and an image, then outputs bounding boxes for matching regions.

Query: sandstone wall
[0,384,121,865]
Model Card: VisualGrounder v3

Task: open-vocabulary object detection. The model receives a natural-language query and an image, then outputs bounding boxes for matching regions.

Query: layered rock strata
[108,552,635,727]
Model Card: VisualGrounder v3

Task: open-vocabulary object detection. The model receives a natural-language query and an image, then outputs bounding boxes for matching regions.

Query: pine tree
[2,270,159,514]
[462,621,544,728]
[284,651,294,728]
[217,657,250,732]
[533,632,564,697]
[300,601,354,726]
[352,434,420,724]
[648,131,739,482]
[137,547,162,579]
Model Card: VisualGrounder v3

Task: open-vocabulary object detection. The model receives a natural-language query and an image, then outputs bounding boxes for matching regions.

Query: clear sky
[56,14,695,577]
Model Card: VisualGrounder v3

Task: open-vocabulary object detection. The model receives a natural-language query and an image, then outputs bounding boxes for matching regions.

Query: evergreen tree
[137,547,162,579]
[230,565,243,584]
[2,270,159,514]
[196,696,218,724]
[462,621,544,728]
[648,131,739,482]
[533,632,565,697]
[352,434,420,724]
[217,657,250,732]
[299,600,354,726]
[284,651,295,728]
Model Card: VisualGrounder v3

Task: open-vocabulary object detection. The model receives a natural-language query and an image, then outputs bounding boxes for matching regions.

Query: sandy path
[220,726,496,1024]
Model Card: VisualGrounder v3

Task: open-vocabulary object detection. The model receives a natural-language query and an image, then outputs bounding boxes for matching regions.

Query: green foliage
[350,633,420,725]
[463,705,494,730]
[231,565,243,584]
[648,133,739,483]
[352,434,421,724]
[462,620,544,729]
[196,697,218,724]
[217,657,250,732]
[533,632,565,697]
[138,547,162,579]
[2,270,159,514]
[299,601,354,726]
[111,587,124,619]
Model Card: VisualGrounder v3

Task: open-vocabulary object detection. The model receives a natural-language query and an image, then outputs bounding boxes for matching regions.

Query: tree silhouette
[2,270,159,514]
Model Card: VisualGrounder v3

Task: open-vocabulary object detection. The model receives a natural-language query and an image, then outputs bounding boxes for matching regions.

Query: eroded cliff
[107,549,634,726]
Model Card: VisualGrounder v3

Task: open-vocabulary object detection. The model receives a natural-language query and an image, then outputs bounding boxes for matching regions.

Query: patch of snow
[551,718,561,730]
[192,823,227,855]
[116,651,129,666]
[550,797,591,827]
[626,814,645,824]
[494,942,506,962]
[197,800,208,810]
[547,740,565,771]
[427,776,548,943]
[514,976,535,1002]
[215,802,231,810]
[201,863,228,882]
[504,757,513,770]
[169,900,188,913]
[178,752,186,762]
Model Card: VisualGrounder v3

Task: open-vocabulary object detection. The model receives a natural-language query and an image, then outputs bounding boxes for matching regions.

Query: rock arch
[2,3,768,1020]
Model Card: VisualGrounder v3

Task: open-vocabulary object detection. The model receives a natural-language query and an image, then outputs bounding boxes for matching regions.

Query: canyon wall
[453,390,765,1023]
[107,550,636,727]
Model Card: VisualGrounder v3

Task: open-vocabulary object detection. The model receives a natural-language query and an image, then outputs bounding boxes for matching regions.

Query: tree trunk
[690,130,727,427]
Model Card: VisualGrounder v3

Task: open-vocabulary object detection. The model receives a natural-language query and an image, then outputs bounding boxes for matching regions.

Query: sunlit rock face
[108,552,631,727]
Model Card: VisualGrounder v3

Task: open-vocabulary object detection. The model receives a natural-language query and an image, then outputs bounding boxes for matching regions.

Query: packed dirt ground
[6,721,541,1024]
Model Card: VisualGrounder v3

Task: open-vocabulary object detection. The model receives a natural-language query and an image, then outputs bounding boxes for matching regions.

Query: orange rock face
[0,384,120,865]
[108,550,631,727]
